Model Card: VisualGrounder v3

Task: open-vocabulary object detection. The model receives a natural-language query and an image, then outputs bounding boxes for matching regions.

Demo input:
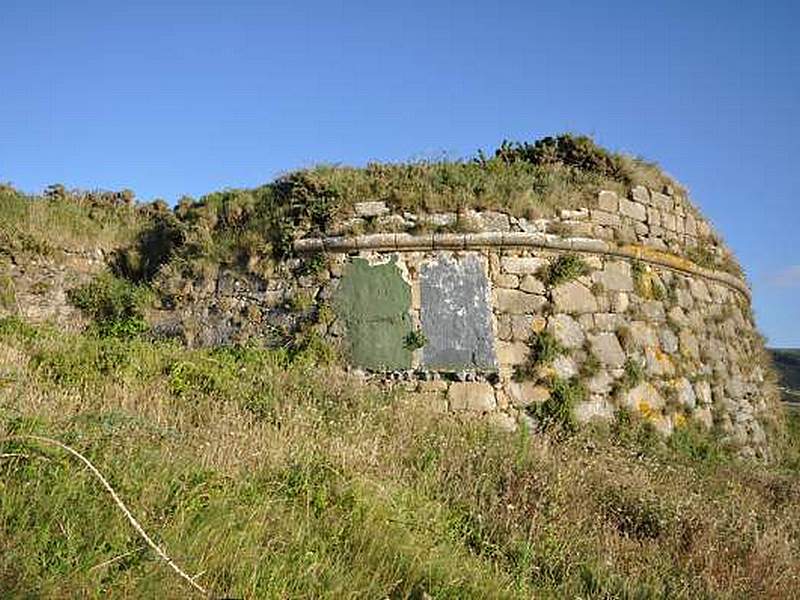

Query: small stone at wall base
[622,381,665,412]
[486,411,517,432]
[507,382,550,407]
[574,396,614,424]
[448,382,496,412]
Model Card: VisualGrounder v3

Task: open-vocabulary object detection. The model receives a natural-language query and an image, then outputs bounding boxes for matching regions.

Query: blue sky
[2,0,799,345]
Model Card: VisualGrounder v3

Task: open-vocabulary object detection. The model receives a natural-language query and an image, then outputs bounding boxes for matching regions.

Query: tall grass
[0,186,146,257]
[1,317,799,598]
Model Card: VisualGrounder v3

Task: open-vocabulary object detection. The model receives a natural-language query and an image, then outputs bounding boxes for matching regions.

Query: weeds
[540,253,589,287]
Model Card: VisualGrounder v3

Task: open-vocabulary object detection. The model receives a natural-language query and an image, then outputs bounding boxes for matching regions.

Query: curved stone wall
[281,188,774,458]
[144,185,778,458]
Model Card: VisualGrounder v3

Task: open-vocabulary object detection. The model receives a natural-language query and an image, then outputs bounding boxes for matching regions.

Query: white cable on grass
[7,435,208,597]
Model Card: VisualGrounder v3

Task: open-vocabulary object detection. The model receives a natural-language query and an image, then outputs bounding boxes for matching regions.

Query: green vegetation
[771,348,800,400]
[516,331,565,380]
[539,253,590,287]
[528,377,585,433]
[1,319,800,597]
[67,273,153,338]
[0,184,147,257]
[404,328,428,351]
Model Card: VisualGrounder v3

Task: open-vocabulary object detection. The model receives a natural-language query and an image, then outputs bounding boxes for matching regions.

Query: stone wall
[8,185,775,457]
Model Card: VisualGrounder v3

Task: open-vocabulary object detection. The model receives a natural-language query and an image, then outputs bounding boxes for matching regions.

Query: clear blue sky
[2,0,799,345]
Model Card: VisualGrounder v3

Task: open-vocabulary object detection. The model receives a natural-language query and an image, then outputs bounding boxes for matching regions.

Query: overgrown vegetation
[67,273,153,338]
[1,318,799,597]
[539,253,590,287]
[515,331,565,380]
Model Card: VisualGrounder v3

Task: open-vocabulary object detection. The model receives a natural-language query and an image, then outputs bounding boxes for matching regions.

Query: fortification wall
[148,186,775,458]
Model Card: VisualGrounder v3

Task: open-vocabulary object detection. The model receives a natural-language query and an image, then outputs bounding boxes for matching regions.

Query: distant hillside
[771,348,800,401]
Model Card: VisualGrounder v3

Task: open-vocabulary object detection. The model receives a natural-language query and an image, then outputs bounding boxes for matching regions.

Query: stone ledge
[294,233,750,299]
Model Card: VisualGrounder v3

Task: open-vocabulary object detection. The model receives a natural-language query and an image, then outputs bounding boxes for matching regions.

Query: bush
[528,377,585,433]
[494,134,630,183]
[67,273,152,338]
[540,253,589,287]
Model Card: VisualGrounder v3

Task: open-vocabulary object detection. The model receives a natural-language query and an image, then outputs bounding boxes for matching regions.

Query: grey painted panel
[420,254,497,370]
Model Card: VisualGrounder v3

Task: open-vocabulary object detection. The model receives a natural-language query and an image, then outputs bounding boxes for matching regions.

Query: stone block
[586,370,614,394]
[694,380,712,405]
[574,396,614,424]
[547,314,585,348]
[645,347,674,376]
[640,300,666,322]
[594,260,633,292]
[658,327,678,354]
[675,377,696,409]
[689,278,711,302]
[594,313,624,331]
[622,381,665,412]
[551,281,598,314]
[591,210,621,227]
[494,289,547,314]
[611,292,629,313]
[510,315,535,341]
[353,201,389,217]
[589,332,626,368]
[495,274,519,289]
[597,190,619,211]
[496,341,529,365]
[448,382,496,412]
[619,198,647,221]
[501,256,547,275]
[679,328,700,359]
[631,185,650,204]
[519,275,546,294]
[552,355,579,378]
[507,382,550,407]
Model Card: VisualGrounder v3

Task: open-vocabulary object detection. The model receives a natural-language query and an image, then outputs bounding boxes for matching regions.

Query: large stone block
[448,382,496,412]
[547,314,585,348]
[551,281,598,314]
[507,382,550,407]
[501,256,547,275]
[420,254,497,370]
[594,260,633,292]
[622,381,665,412]
[589,332,626,368]
[494,289,547,314]
[619,198,647,221]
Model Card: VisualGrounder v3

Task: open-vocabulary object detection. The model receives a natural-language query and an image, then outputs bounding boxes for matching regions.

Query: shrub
[528,377,585,433]
[403,329,428,351]
[516,331,565,380]
[67,273,152,338]
[540,253,589,287]
[494,134,630,183]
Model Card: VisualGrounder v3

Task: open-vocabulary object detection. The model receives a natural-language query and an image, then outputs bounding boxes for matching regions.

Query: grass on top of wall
[1,316,800,598]
[0,185,151,259]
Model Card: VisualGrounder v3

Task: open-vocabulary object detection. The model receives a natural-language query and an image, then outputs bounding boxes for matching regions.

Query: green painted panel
[333,258,412,370]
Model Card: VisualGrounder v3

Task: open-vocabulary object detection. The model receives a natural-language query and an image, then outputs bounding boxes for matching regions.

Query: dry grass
[1,318,799,598]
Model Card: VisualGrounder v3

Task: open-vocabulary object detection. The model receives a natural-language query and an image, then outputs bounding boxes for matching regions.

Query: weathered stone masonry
[282,187,773,458]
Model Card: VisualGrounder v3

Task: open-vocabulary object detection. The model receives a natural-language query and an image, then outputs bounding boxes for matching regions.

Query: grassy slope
[772,349,800,389]
[1,319,800,598]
